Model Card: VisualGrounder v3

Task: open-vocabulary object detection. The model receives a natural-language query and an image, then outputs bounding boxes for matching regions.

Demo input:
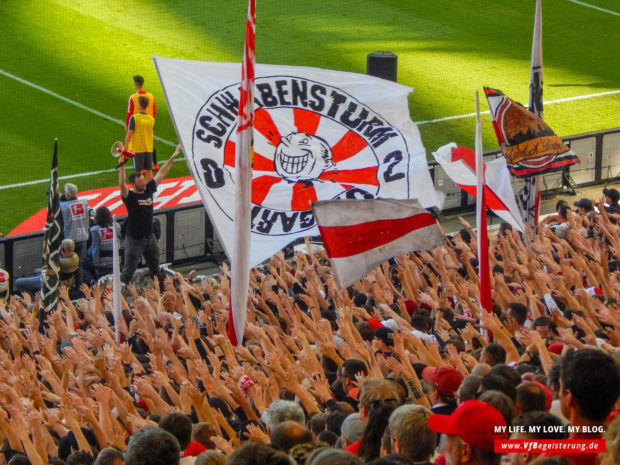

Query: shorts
[133,152,153,172]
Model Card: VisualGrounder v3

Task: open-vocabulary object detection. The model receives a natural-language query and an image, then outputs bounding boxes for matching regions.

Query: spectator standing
[118,145,181,284]
[125,96,155,180]
[60,183,89,263]
[125,75,158,170]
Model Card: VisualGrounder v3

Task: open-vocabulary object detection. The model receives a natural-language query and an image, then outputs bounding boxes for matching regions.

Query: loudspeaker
[367,51,398,82]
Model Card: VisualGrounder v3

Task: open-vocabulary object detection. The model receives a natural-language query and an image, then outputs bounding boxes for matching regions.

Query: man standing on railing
[118,144,181,284]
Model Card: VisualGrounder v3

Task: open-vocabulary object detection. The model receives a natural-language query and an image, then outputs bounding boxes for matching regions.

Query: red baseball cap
[547,342,564,355]
[428,400,507,451]
[422,366,464,396]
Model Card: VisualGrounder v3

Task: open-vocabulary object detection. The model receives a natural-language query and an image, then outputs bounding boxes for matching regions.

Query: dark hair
[8,455,31,465]
[66,452,95,465]
[124,427,180,465]
[325,412,347,435]
[458,375,482,403]
[137,96,149,109]
[480,374,517,402]
[226,442,291,465]
[93,449,123,465]
[128,172,142,184]
[158,413,193,451]
[533,317,551,329]
[356,321,375,341]
[133,75,145,86]
[366,454,414,465]
[499,222,513,236]
[512,412,567,440]
[478,390,515,426]
[489,364,522,389]
[270,421,313,453]
[94,207,113,227]
[560,348,620,422]
[507,302,528,326]
[341,359,368,380]
[558,204,572,219]
[316,430,338,447]
[481,343,506,366]
[410,310,431,332]
[306,448,363,465]
[358,401,396,462]
[516,383,547,414]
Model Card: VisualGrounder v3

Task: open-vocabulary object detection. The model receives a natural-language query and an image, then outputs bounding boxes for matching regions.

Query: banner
[41,139,62,313]
[154,57,442,266]
[484,87,578,178]
[432,143,525,232]
[312,198,444,289]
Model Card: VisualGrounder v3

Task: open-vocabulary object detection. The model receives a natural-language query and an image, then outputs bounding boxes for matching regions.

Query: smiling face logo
[274,132,335,182]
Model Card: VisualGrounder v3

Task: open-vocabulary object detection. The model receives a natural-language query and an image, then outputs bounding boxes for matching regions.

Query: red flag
[312,199,444,289]
[228,0,256,346]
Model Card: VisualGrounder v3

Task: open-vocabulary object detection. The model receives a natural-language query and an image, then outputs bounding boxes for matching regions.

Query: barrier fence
[2,127,619,290]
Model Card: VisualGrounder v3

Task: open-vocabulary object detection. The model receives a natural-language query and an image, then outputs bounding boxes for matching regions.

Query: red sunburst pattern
[225,107,379,211]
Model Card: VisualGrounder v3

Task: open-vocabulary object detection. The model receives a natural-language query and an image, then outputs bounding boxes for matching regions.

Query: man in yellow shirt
[125,75,158,170]
[124,96,155,180]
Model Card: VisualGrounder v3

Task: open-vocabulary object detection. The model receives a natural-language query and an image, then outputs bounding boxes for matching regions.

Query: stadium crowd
[1,191,620,465]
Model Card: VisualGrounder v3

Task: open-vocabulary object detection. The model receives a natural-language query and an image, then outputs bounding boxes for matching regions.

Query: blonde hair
[601,415,620,465]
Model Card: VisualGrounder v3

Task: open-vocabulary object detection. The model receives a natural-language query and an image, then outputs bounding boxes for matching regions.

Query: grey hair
[124,426,180,465]
[94,448,124,465]
[62,238,75,253]
[64,183,78,197]
[261,399,305,431]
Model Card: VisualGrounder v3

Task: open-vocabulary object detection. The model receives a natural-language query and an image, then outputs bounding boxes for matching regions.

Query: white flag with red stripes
[312,198,444,289]
[432,143,525,232]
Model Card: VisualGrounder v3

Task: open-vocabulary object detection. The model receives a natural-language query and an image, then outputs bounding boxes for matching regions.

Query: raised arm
[119,162,129,198]
[154,144,182,186]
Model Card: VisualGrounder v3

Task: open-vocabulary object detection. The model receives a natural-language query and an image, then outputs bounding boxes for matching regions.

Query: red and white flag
[228,0,256,346]
[312,198,444,289]
[432,143,525,233]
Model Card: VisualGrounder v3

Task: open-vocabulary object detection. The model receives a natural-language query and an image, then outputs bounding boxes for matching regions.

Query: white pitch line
[416,89,620,125]
[564,0,620,16]
[0,158,186,191]
[0,68,176,147]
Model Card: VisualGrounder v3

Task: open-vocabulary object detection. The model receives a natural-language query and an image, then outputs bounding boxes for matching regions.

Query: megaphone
[111,141,136,168]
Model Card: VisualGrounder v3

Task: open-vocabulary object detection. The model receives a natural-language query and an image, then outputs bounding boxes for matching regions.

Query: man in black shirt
[119,144,181,284]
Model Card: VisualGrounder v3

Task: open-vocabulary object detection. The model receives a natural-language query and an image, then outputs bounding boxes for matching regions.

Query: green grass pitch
[0,0,619,234]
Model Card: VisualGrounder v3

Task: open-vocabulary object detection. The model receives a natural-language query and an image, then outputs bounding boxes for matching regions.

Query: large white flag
[154,57,442,266]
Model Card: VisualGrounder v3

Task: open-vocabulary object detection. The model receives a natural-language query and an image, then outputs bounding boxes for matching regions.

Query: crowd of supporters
[1,194,620,465]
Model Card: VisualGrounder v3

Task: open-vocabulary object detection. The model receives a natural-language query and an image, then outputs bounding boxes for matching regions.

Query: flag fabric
[312,198,444,289]
[483,87,578,178]
[520,0,544,226]
[154,57,442,268]
[41,139,62,313]
[112,215,122,343]
[475,94,492,315]
[228,0,256,346]
[432,143,525,232]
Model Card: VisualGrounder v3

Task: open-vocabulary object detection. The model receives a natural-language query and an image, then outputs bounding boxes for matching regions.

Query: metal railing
[2,127,620,289]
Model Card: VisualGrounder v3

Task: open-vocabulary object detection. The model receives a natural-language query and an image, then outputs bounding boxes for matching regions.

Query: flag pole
[475,92,492,319]
[112,215,122,343]
[524,0,543,230]
[228,0,256,346]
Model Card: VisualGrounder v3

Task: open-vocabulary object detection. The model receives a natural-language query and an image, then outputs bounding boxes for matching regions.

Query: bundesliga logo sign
[191,76,412,236]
